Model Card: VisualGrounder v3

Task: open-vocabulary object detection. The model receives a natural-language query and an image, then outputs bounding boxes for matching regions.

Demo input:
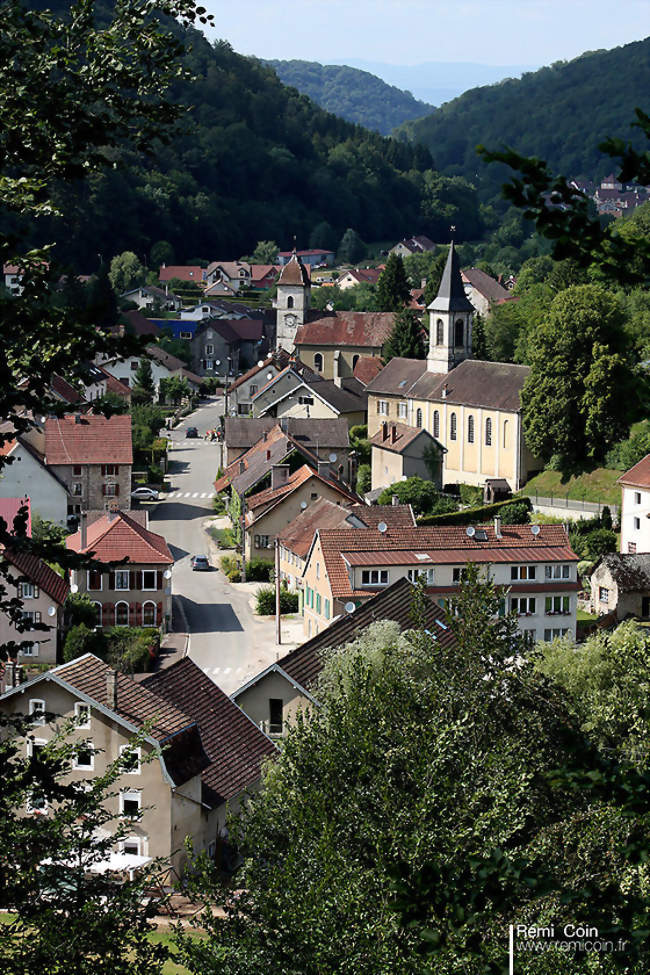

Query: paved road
[146,397,298,695]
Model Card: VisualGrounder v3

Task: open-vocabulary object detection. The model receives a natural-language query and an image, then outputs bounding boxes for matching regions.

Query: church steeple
[426,241,474,374]
[275,250,311,352]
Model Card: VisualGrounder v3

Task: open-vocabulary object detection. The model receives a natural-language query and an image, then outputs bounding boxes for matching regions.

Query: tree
[356,464,371,494]
[583,527,617,560]
[375,253,410,311]
[65,594,102,630]
[382,308,425,360]
[242,240,279,264]
[131,358,156,405]
[308,221,337,251]
[85,267,118,330]
[109,251,145,295]
[521,285,635,468]
[91,391,130,416]
[337,228,366,264]
[159,376,192,406]
[63,622,106,662]
[377,476,453,517]
[150,240,175,268]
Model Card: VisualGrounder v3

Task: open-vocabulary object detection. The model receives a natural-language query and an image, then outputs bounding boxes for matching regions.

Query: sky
[202,0,648,70]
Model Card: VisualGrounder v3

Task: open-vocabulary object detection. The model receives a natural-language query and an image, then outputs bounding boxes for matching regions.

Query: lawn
[577,608,598,622]
[518,468,621,506]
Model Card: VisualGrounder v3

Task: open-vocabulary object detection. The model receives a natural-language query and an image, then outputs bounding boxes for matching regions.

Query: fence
[529,493,618,521]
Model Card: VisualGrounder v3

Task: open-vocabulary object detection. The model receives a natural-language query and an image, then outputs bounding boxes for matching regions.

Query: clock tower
[275,250,311,351]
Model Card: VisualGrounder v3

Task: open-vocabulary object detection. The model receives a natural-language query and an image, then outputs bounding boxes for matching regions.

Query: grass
[577,609,598,622]
[518,468,621,506]
[208,526,236,549]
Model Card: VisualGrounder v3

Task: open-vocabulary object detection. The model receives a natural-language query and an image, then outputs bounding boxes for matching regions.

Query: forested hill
[400,37,650,209]
[265,60,433,135]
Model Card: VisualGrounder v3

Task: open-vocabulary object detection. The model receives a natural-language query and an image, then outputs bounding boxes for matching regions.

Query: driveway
[146,398,302,694]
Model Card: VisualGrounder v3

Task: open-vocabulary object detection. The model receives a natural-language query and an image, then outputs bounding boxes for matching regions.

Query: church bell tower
[275,250,311,352]
[426,241,474,374]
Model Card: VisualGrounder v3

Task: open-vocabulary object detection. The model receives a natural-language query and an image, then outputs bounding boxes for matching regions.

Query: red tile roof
[143,657,277,805]
[51,375,82,404]
[228,350,291,393]
[66,511,173,564]
[278,500,416,559]
[158,265,206,283]
[98,368,132,399]
[45,415,133,465]
[461,267,511,303]
[5,548,69,605]
[245,464,359,524]
[619,454,650,488]
[295,312,394,349]
[353,355,384,386]
[370,420,434,454]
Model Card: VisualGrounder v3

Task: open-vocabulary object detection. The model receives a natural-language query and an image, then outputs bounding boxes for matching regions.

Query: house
[461,268,513,318]
[278,249,334,267]
[389,236,436,258]
[0,545,69,666]
[250,362,367,427]
[293,312,395,380]
[244,463,360,564]
[337,268,383,291]
[370,420,445,492]
[0,653,276,875]
[249,264,280,290]
[278,499,416,602]
[353,356,384,388]
[226,351,292,418]
[618,454,650,554]
[232,577,454,737]
[189,319,266,379]
[120,285,182,312]
[158,265,207,287]
[205,261,252,292]
[120,310,162,339]
[224,416,350,467]
[44,415,133,517]
[0,434,69,525]
[3,263,23,296]
[301,521,578,641]
[101,346,179,396]
[589,552,650,620]
[365,243,541,491]
[66,510,173,630]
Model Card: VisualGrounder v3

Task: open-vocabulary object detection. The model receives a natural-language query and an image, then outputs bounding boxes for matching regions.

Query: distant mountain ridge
[266,59,433,135]
[399,37,650,209]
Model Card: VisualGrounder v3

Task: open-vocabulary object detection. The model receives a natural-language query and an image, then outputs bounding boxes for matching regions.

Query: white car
[130,486,160,501]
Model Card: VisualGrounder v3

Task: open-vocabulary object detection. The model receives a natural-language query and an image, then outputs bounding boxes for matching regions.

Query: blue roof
[148,319,198,339]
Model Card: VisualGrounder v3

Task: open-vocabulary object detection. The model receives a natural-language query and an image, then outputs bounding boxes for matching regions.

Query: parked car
[191,554,210,571]
[131,486,160,501]
[186,426,199,438]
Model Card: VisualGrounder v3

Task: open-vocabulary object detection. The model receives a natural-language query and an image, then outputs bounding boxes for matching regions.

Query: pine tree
[337,228,365,264]
[375,253,411,311]
[132,358,156,404]
[383,309,425,361]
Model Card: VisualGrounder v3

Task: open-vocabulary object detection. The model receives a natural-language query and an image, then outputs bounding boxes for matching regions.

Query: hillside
[265,59,433,135]
[400,37,650,210]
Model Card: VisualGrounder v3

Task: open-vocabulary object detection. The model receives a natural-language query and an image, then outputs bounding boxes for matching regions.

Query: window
[635,492,642,504]
[315,562,320,580]
[21,642,39,657]
[544,564,570,580]
[119,745,141,774]
[105,483,116,497]
[115,570,130,591]
[629,542,637,554]
[120,790,141,818]
[485,418,492,446]
[467,415,474,443]
[142,602,157,626]
[74,702,91,728]
[205,344,214,355]
[93,602,102,626]
[29,700,46,726]
[316,593,321,614]
[72,482,83,496]
[398,402,408,419]
[130,361,138,370]
[314,353,323,372]
[352,355,360,369]
[74,743,94,770]
[269,699,283,735]
[511,565,536,580]
[454,319,464,347]
[436,319,444,345]
[115,601,129,626]
[433,410,440,438]
[19,582,39,599]
[544,627,569,641]
[599,587,610,602]
[298,395,314,406]
[88,569,102,591]
[205,360,213,370]
[310,492,317,500]
[634,517,641,530]
[103,464,117,476]
[249,384,258,397]
[503,420,508,448]
[450,413,457,440]
[452,567,468,583]
[377,400,389,416]
[287,296,294,309]
[361,569,389,586]
[415,408,423,428]
[407,567,435,585]
[180,331,192,340]
[121,837,141,856]
[21,610,42,625]
[73,465,82,476]
[141,570,157,591]
[545,596,571,615]
[255,534,270,549]
[325,598,330,620]
[510,596,536,615]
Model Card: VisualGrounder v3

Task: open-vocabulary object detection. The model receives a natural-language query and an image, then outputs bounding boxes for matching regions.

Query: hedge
[255,585,299,615]
[417,495,533,526]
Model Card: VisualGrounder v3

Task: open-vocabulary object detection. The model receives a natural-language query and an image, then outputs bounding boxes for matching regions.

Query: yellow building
[293,311,394,380]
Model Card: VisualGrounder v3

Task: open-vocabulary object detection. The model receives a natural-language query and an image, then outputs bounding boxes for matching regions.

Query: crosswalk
[202,665,245,678]
[165,491,215,500]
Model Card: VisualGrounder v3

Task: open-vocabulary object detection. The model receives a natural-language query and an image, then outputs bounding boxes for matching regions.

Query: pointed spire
[427,241,474,313]
[277,249,310,287]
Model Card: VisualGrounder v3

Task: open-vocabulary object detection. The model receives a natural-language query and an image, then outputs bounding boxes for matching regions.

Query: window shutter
[115,465,119,474]
[104,602,115,625]
[137,570,143,590]
[115,484,120,496]
[101,484,106,496]
[108,572,115,590]
[34,586,39,598]
[129,602,136,622]
[136,602,142,624]
[156,570,163,589]
[157,601,163,622]
[35,612,41,623]
[101,465,106,476]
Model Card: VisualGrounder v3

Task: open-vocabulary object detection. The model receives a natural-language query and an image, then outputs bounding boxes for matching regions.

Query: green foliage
[606,424,650,470]
[583,527,618,560]
[255,585,298,615]
[150,240,175,267]
[382,309,424,361]
[498,501,531,524]
[601,504,613,530]
[211,493,226,515]
[157,330,192,366]
[375,253,410,311]
[417,495,532,526]
[458,483,483,506]
[245,559,273,582]
[158,376,192,406]
[267,59,433,136]
[91,391,130,416]
[219,555,241,581]
[131,358,156,405]
[64,623,159,672]
[63,623,105,662]
[309,220,337,251]
[108,251,145,294]
[131,404,167,451]
[355,463,371,494]
[310,281,378,312]
[241,240,279,264]
[31,514,67,549]
[377,476,456,517]
[65,593,101,629]
[337,228,366,264]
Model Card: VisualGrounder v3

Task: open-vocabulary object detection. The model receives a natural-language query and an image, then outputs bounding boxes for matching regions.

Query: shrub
[212,493,226,514]
[246,559,273,582]
[147,463,164,485]
[417,495,533,526]
[104,627,160,673]
[356,464,371,494]
[220,555,241,582]
[499,502,531,525]
[601,505,613,530]
[63,623,106,662]
[458,483,483,507]
[583,528,618,561]
[210,526,236,549]
[377,476,454,518]
[255,585,299,615]
[65,593,101,628]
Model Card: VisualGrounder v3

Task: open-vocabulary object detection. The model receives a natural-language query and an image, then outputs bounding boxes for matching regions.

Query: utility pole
[275,536,281,645]
[240,492,247,583]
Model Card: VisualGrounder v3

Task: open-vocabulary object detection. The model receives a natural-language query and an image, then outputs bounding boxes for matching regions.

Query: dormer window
[361,569,388,586]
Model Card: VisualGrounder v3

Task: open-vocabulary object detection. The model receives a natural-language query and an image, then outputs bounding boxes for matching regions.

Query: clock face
[285,313,297,326]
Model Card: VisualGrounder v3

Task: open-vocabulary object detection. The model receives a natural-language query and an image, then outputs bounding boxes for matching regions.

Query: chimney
[280,417,288,433]
[442,384,448,399]
[239,460,245,475]
[382,421,388,441]
[494,516,502,538]
[266,449,271,461]
[106,670,118,710]
[263,430,268,442]
[15,664,25,685]
[74,413,82,424]
[333,375,342,388]
[391,424,398,443]
[391,494,399,506]
[80,511,87,550]
[5,659,16,690]
[317,460,330,479]
[271,464,290,491]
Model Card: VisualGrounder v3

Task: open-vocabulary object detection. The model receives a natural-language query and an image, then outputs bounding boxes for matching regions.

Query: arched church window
[352,354,360,369]
[454,319,464,347]
[436,319,444,345]
[314,353,323,372]
[416,408,423,429]
[450,413,457,441]
[287,295,294,308]
[468,415,474,443]
[485,418,492,446]
[433,410,440,438]
[503,419,509,448]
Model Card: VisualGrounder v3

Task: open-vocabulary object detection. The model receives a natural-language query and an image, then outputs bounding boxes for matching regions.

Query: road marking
[200,492,207,498]
[223,667,232,675]
[184,492,191,498]
[212,667,221,675]
[208,492,215,498]
[192,492,199,498]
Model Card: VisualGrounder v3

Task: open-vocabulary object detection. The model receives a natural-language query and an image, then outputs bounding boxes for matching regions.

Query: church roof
[277,252,311,287]
[428,242,475,314]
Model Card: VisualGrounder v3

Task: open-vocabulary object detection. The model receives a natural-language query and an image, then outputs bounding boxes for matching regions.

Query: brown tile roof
[461,268,511,303]
[353,355,384,386]
[619,454,650,488]
[343,268,383,285]
[51,375,83,405]
[158,265,206,283]
[245,464,359,522]
[250,264,280,283]
[317,523,576,599]
[4,548,69,605]
[98,368,132,399]
[278,501,416,559]
[143,657,277,806]
[295,312,395,349]
[66,511,173,564]
[228,350,291,393]
[365,357,427,396]
[409,358,530,412]
[45,414,133,465]
[370,420,435,454]
[122,310,161,337]
[145,344,187,372]
[277,253,311,287]
[215,423,290,494]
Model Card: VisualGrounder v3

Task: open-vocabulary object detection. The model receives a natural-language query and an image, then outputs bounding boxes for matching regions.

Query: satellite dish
[47,606,56,617]
[345,601,356,614]
[70,584,79,594]
[531,524,541,536]
[300,501,308,510]
[266,372,273,380]
[328,452,337,463]
[257,359,264,367]
[466,526,476,537]
[377,522,387,533]
[163,568,172,579]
